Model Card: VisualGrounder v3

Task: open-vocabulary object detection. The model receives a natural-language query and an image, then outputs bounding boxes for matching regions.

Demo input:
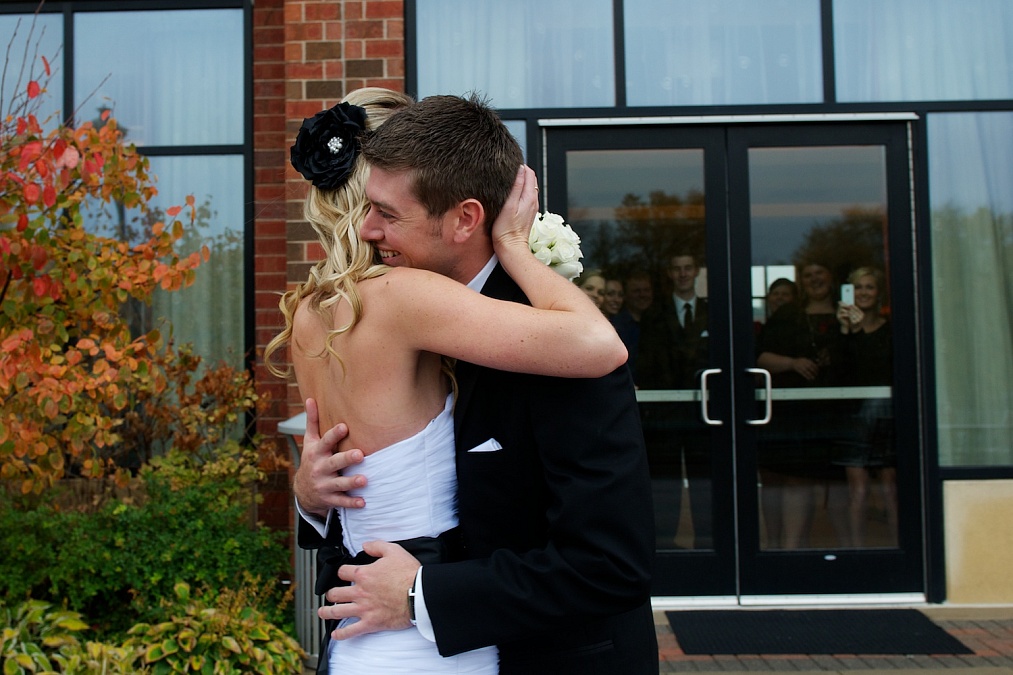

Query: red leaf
[101,108,111,121]
[23,183,40,204]
[27,81,40,99]
[16,214,28,232]
[33,276,50,297]
[16,117,27,135]
[42,55,51,77]
[43,185,56,208]
[166,205,182,217]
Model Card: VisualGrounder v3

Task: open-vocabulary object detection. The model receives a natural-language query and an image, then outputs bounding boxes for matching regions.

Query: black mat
[665,609,973,655]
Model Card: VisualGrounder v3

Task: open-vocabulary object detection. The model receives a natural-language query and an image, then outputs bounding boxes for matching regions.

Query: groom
[294,93,658,674]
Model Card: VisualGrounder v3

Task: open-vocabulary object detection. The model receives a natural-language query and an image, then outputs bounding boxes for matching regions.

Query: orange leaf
[166,205,182,217]
[185,195,195,206]
[101,108,111,121]
[27,80,40,99]
[42,55,51,77]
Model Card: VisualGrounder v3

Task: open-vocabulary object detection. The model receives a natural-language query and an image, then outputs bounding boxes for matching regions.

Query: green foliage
[125,582,304,675]
[54,640,148,675]
[0,599,91,675]
[0,447,291,640]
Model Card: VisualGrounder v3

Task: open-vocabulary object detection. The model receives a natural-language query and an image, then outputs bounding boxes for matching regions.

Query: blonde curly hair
[264,88,414,377]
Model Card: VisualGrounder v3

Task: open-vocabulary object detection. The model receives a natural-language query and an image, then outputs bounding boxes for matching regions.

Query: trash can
[278,412,322,670]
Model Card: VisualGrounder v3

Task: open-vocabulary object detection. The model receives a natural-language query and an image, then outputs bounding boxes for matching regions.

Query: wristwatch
[407,585,417,625]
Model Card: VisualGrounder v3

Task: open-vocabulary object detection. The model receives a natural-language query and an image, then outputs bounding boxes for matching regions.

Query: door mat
[665,609,973,655]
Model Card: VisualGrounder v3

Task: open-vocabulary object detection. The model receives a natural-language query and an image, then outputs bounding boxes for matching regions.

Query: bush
[0,447,292,640]
[125,582,304,675]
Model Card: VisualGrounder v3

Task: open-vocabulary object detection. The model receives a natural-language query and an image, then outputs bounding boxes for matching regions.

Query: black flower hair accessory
[290,101,369,190]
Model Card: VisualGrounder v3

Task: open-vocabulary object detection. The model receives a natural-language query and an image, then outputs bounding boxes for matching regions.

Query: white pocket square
[466,438,503,453]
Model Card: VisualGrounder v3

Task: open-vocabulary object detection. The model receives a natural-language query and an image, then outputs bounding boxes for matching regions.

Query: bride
[265,88,627,674]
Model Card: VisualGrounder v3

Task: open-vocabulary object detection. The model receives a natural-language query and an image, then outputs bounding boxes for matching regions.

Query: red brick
[365,1,403,19]
[346,20,384,39]
[305,2,340,21]
[365,39,403,59]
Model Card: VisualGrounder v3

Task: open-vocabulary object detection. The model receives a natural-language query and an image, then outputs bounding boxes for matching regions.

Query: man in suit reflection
[637,251,712,549]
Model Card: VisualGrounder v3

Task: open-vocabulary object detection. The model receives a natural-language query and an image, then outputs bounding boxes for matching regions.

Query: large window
[928,112,1013,467]
[3,5,248,371]
[415,0,614,108]
[835,0,1013,102]
[625,0,822,106]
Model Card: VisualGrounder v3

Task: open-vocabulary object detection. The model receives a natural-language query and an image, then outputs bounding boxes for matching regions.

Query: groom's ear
[449,198,486,243]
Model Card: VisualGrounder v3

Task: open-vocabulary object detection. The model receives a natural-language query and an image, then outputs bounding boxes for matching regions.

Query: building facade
[4,0,1011,606]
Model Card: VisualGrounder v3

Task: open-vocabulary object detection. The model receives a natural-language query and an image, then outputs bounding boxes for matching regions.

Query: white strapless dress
[327,394,498,674]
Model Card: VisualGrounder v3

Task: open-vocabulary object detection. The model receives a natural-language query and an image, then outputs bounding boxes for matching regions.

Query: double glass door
[545,121,924,598]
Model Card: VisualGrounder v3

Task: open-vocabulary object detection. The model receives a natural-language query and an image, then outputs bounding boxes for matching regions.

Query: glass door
[544,120,924,598]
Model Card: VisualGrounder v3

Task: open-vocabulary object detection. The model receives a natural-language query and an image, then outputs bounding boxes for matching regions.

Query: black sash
[314,526,465,595]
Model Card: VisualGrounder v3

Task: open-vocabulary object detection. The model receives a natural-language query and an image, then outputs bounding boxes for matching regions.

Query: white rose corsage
[529,212,584,281]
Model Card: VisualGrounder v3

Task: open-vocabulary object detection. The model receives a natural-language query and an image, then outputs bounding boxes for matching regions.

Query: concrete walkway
[656,606,1013,672]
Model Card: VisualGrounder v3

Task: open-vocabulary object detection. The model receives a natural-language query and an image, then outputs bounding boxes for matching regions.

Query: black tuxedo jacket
[637,296,710,390]
[422,264,657,673]
[300,264,658,674]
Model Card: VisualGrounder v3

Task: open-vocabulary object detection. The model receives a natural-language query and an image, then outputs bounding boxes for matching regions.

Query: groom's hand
[292,397,367,518]
[320,541,421,639]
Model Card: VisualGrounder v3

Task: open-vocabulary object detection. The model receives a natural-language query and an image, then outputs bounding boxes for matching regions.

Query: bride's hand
[492,165,539,255]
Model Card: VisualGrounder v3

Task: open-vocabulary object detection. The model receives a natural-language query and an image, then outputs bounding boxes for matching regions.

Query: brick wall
[252,0,405,530]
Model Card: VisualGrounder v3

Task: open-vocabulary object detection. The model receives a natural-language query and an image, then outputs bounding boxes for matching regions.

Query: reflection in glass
[566,148,712,550]
[82,156,245,371]
[74,10,243,146]
[416,0,614,108]
[835,0,1013,102]
[928,113,1013,467]
[750,146,897,550]
[0,13,63,126]
[625,0,822,106]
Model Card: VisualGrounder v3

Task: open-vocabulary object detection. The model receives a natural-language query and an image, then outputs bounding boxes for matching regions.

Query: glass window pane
[928,113,1013,467]
[625,0,822,106]
[0,12,63,126]
[835,0,1013,102]
[74,9,243,146]
[416,0,614,108]
[147,155,245,370]
[503,120,527,162]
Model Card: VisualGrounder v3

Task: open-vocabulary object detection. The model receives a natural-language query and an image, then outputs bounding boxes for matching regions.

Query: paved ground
[656,606,1013,672]
[302,606,1013,673]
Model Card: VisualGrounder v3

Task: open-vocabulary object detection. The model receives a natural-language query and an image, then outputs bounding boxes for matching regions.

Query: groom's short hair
[361,92,523,232]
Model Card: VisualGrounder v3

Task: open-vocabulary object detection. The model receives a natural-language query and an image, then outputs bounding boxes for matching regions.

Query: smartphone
[840,283,855,305]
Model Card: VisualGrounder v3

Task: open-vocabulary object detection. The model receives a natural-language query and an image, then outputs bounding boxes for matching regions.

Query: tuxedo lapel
[452,263,522,433]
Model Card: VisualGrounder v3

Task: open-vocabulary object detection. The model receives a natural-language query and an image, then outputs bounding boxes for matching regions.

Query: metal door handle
[746,367,772,425]
[700,368,723,426]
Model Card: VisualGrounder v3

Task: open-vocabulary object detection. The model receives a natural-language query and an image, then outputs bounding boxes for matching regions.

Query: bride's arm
[380,167,627,378]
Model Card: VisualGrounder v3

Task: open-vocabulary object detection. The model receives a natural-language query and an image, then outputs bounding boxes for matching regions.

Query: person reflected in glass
[637,251,711,548]
[754,277,798,336]
[603,277,624,319]
[756,261,843,549]
[575,268,606,311]
[610,270,654,380]
[835,266,896,547]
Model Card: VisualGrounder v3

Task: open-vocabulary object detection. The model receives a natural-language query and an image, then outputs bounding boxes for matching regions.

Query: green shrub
[125,582,303,674]
[0,447,292,640]
[0,599,91,675]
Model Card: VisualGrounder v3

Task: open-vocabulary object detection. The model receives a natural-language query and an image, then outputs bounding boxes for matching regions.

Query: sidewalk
[656,606,1013,672]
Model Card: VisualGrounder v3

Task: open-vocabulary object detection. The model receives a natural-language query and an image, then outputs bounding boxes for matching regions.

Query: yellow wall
[944,480,1013,603]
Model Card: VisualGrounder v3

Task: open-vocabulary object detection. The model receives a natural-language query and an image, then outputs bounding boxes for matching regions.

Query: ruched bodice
[329,394,498,674]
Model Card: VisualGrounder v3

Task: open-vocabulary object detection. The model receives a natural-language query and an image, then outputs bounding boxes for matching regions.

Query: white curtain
[73,9,242,145]
[624,0,822,106]
[415,0,614,109]
[834,0,1013,102]
[928,112,1013,466]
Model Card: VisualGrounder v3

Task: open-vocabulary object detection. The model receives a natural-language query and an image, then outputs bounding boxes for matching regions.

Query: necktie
[683,302,693,328]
